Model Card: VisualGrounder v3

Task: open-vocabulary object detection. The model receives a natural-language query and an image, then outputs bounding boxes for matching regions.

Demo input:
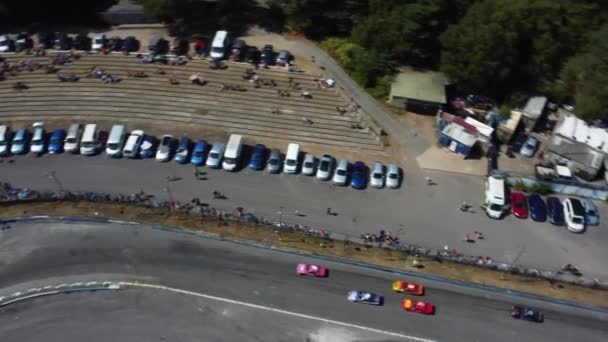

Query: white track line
[120,282,438,342]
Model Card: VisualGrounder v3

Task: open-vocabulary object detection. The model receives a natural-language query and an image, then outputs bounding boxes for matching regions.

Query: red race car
[402,298,434,315]
[296,263,327,277]
[511,192,528,219]
[392,281,424,295]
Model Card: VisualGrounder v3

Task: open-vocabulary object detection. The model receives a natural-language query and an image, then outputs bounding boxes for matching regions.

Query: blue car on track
[174,136,191,164]
[48,129,66,154]
[249,144,266,170]
[347,290,383,305]
[528,193,547,222]
[351,161,367,189]
[547,197,564,226]
[190,140,208,166]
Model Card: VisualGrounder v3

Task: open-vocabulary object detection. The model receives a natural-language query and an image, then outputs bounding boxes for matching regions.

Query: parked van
[210,30,228,59]
[64,123,82,153]
[485,174,506,219]
[123,130,144,158]
[106,124,127,157]
[80,124,100,155]
[222,134,243,171]
[206,142,225,168]
[0,125,10,156]
[283,143,300,174]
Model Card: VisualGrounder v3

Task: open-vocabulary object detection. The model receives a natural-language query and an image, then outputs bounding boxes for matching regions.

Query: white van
[123,130,144,158]
[485,175,506,219]
[0,125,9,156]
[210,30,228,59]
[64,123,82,153]
[283,143,300,174]
[80,124,100,155]
[106,124,127,157]
[222,134,243,171]
[206,142,225,168]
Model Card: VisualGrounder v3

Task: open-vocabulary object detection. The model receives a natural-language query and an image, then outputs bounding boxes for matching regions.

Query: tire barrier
[0,281,121,307]
[0,183,605,291]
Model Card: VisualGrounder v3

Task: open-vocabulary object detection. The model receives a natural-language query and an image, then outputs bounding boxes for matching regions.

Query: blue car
[547,197,564,226]
[528,193,547,222]
[139,135,157,158]
[249,144,266,170]
[582,199,599,225]
[351,161,367,189]
[190,140,208,166]
[48,129,66,154]
[347,290,383,305]
[10,128,29,155]
[174,136,191,164]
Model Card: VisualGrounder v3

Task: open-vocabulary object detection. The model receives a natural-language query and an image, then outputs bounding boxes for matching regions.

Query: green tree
[439,0,602,99]
[560,25,608,120]
[0,0,117,27]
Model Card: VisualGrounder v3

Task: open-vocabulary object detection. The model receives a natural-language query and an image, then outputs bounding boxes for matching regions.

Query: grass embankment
[2,201,607,308]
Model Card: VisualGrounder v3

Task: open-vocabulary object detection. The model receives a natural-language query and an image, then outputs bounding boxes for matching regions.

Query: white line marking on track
[120,282,438,342]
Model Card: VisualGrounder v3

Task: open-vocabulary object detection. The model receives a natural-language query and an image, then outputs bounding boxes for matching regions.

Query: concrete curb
[3,215,607,313]
[0,282,121,307]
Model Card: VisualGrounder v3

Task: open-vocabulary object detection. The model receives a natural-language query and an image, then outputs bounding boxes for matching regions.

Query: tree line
[2,0,606,119]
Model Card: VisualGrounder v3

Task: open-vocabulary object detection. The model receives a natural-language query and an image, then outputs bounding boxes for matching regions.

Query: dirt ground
[1,201,606,308]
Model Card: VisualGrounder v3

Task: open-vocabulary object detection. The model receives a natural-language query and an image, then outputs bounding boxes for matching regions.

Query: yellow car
[392,280,424,295]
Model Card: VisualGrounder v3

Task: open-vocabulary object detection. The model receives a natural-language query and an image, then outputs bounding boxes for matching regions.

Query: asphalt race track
[0,221,606,341]
[1,152,608,280]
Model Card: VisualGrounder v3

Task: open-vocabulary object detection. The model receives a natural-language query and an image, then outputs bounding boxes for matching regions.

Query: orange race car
[402,298,434,315]
[392,281,424,295]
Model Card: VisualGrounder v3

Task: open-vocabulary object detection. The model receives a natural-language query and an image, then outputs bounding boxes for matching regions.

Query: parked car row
[510,191,598,233]
[0,123,402,190]
[205,30,292,66]
[0,32,140,53]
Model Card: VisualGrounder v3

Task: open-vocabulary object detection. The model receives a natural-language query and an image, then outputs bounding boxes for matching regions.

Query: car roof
[51,129,65,136]
[337,159,348,168]
[269,148,280,157]
[387,164,399,173]
[567,198,585,214]
[304,153,314,160]
[372,161,383,171]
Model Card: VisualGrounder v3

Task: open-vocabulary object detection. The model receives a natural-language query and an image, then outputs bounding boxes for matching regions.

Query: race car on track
[392,281,424,295]
[511,306,544,323]
[296,263,327,277]
[347,290,383,305]
[402,298,434,315]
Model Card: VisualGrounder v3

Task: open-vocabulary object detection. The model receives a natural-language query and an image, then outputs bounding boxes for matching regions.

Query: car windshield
[50,137,61,144]
[373,173,382,179]
[572,217,583,224]
[82,142,93,148]
[252,154,262,161]
[211,47,223,53]
[107,143,119,150]
[224,157,235,164]
[0,140,6,146]
[66,137,77,144]
[515,200,526,208]
[304,162,313,168]
[320,161,329,171]
[13,138,23,144]
[489,203,502,211]
[210,152,219,159]
[286,160,296,166]
[389,173,398,179]
[269,158,278,165]
[337,169,346,176]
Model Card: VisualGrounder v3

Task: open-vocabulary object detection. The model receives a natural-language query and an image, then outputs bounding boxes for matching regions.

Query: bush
[512,180,550,195]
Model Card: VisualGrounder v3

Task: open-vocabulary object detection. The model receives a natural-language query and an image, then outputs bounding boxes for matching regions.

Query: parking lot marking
[120,282,438,342]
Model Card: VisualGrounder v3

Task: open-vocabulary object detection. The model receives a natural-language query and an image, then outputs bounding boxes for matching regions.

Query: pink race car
[296,263,327,277]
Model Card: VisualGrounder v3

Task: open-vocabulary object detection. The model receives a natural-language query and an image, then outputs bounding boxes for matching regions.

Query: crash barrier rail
[0,281,121,307]
[0,183,606,290]
[0,184,329,239]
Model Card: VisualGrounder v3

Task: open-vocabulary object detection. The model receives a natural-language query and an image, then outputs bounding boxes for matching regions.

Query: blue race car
[190,140,208,166]
[48,129,66,154]
[174,136,191,164]
[351,161,367,189]
[347,290,383,305]
[528,193,547,222]
[547,197,564,226]
[249,144,266,170]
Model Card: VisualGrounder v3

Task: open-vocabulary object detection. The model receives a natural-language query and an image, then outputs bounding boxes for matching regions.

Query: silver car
[302,153,316,175]
[206,142,225,168]
[332,159,349,186]
[316,154,334,180]
[386,163,400,189]
[266,148,282,173]
[520,136,539,158]
[369,161,385,188]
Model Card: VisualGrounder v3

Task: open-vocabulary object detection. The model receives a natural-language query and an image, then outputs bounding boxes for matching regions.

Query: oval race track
[0,221,606,341]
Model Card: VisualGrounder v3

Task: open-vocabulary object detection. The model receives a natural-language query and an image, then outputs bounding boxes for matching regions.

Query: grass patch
[1,201,607,308]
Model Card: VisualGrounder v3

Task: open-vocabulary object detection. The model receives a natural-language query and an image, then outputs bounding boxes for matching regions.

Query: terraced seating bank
[0,53,385,152]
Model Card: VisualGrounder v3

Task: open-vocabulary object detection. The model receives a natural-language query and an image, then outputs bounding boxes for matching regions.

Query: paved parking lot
[1,149,607,279]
